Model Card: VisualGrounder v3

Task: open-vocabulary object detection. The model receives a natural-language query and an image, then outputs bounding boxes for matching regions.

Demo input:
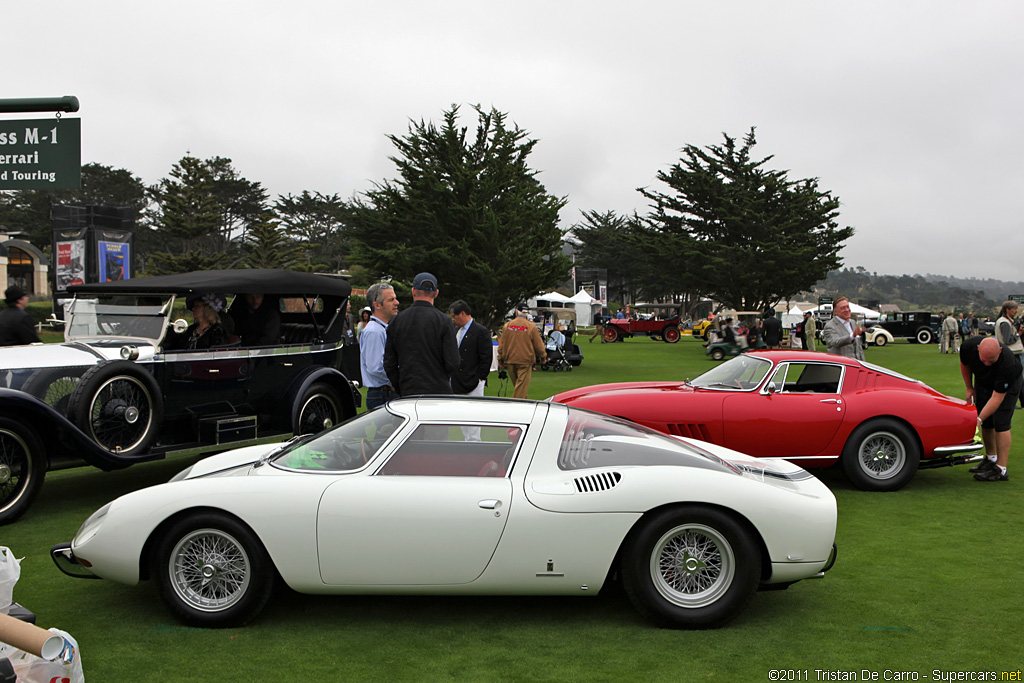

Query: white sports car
[52,397,837,629]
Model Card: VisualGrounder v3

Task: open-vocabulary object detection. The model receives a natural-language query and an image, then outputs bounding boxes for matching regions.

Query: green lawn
[5,336,1023,681]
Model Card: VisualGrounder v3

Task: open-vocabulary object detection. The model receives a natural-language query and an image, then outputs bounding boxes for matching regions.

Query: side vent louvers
[573,471,622,493]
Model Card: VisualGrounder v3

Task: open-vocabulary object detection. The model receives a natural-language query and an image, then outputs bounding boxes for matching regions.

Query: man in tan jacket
[497,304,547,399]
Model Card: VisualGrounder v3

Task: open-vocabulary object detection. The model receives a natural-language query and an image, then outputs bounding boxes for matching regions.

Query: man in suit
[820,296,865,360]
[448,300,493,441]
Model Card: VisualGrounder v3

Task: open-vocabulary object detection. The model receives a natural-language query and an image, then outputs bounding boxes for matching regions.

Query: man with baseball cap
[383,272,460,396]
[0,286,41,346]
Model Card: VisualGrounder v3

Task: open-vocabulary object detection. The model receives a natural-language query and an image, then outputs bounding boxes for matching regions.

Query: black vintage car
[0,269,360,524]
[876,311,942,344]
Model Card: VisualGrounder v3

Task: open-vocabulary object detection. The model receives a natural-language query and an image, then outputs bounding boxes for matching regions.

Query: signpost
[0,96,81,190]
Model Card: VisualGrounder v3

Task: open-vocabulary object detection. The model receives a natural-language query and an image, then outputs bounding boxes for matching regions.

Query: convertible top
[67,269,352,298]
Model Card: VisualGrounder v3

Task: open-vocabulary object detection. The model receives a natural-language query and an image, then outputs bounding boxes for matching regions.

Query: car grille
[573,471,622,493]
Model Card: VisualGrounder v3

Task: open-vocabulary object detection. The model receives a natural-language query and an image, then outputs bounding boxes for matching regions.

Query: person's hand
[965,387,976,404]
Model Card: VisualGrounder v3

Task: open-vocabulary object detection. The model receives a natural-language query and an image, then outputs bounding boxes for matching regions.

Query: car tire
[622,506,761,629]
[873,335,887,347]
[663,325,681,343]
[67,361,163,458]
[155,512,275,628]
[840,418,921,492]
[710,348,725,361]
[915,328,933,345]
[295,382,342,435]
[603,327,620,343]
[0,417,46,525]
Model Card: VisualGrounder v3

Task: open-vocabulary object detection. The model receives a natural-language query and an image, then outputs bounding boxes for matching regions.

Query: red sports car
[552,351,980,491]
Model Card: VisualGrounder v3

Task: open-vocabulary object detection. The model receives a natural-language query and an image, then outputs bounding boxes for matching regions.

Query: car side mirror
[172,318,189,334]
[766,382,779,394]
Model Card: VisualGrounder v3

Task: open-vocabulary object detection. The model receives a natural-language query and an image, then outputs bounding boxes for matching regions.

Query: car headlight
[169,465,194,482]
[74,503,111,546]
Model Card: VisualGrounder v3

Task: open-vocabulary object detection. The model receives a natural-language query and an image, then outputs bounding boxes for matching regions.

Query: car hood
[553,380,692,405]
[180,443,283,479]
[0,340,157,371]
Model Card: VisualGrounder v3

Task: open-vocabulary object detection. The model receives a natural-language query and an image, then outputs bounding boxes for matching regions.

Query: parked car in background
[0,269,360,524]
[552,351,980,492]
[863,326,895,347]
[604,304,683,343]
[876,311,941,344]
[52,397,837,630]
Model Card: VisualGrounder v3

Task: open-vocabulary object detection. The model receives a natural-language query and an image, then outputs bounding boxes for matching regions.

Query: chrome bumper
[50,543,98,580]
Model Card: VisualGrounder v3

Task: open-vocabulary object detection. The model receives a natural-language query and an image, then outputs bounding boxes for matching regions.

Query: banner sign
[55,239,86,292]
[98,241,130,282]
[0,117,81,189]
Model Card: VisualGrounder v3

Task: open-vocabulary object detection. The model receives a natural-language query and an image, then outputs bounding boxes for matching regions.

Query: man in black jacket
[0,286,40,346]
[448,300,493,440]
[384,272,460,396]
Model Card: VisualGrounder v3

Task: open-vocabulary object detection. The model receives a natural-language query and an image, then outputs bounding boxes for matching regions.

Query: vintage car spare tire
[0,417,46,525]
[621,505,761,629]
[67,360,163,458]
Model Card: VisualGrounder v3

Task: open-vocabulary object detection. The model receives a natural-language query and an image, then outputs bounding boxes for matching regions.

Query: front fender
[0,388,158,471]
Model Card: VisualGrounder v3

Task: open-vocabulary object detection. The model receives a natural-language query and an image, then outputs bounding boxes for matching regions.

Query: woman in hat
[166,293,228,350]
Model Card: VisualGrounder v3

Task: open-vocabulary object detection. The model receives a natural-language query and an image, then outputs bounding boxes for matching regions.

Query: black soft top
[67,269,351,298]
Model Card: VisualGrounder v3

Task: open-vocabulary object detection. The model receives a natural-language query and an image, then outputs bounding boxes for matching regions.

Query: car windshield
[65,295,172,342]
[688,354,772,390]
[272,409,407,472]
[558,409,738,474]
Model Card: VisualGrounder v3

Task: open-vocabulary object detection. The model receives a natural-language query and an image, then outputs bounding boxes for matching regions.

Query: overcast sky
[6,1,1023,281]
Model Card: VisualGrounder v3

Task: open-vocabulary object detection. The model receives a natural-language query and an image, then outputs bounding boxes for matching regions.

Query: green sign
[0,117,81,189]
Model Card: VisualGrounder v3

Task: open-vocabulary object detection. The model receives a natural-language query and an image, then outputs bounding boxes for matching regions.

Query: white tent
[807,303,880,321]
[569,289,600,326]
[781,305,805,329]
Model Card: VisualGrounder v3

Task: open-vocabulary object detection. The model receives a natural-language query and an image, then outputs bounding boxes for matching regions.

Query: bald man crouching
[960,336,1022,481]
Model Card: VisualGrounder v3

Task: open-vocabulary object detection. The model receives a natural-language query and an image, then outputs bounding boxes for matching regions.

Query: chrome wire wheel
[856,430,905,480]
[650,523,735,609]
[298,390,340,434]
[169,528,252,613]
[86,376,154,453]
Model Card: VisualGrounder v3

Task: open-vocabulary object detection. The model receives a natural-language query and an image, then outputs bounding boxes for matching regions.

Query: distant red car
[604,312,682,343]
[552,351,980,491]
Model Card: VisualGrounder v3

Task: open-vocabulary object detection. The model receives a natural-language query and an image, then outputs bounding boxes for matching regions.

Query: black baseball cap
[412,272,437,291]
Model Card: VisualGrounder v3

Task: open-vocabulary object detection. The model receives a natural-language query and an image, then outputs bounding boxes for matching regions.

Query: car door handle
[478,499,501,510]
[819,398,842,404]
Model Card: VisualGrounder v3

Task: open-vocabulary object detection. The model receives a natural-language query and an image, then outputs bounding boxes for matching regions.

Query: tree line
[0,108,854,329]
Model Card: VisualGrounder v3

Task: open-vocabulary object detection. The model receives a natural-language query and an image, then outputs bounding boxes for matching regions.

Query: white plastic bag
[1,629,84,683]
[0,547,21,610]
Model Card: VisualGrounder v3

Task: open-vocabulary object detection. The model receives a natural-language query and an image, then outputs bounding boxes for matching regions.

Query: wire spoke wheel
[298,384,341,434]
[169,528,252,613]
[856,431,905,479]
[0,429,30,513]
[87,376,154,453]
[651,523,735,609]
[0,418,45,524]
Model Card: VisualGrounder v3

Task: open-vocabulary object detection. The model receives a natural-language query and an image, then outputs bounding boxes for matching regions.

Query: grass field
[4,336,1023,681]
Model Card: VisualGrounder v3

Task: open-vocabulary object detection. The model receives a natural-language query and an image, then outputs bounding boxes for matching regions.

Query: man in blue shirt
[359,282,400,411]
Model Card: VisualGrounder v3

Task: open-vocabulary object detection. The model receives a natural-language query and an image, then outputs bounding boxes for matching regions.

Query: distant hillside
[920,274,1024,305]
[811,268,1003,313]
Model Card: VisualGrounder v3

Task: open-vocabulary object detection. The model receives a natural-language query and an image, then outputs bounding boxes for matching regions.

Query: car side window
[378,425,522,477]
[774,363,842,394]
